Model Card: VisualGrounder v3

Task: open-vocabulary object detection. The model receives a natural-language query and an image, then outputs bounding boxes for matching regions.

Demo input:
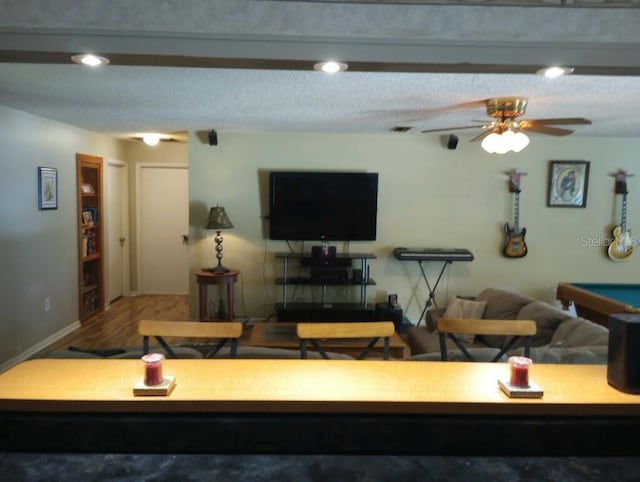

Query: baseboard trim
[0,320,81,373]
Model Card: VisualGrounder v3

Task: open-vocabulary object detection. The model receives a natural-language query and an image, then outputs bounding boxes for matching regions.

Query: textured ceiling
[0,0,639,141]
[0,64,637,139]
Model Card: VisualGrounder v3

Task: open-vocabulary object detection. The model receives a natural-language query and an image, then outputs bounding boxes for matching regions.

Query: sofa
[406,288,609,364]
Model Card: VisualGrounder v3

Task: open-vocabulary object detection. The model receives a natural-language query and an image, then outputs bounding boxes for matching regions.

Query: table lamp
[203,205,234,273]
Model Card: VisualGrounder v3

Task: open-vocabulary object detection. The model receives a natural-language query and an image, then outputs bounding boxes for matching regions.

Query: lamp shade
[204,205,234,230]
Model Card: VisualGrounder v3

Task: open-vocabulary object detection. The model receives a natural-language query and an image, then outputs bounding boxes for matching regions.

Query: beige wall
[0,105,124,369]
[189,131,640,322]
[2,101,639,369]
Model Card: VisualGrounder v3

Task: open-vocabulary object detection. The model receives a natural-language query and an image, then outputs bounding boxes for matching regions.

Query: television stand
[274,252,376,322]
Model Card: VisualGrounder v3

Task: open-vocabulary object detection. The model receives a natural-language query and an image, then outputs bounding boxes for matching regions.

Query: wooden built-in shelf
[76,153,104,323]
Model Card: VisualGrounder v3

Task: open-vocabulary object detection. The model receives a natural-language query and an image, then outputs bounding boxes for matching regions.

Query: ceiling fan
[420,97,592,153]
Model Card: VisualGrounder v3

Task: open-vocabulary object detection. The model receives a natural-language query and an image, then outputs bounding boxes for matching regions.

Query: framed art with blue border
[38,167,58,210]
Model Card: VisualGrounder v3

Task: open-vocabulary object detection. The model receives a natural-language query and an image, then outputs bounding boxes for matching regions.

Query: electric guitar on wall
[608,171,633,262]
[503,174,528,258]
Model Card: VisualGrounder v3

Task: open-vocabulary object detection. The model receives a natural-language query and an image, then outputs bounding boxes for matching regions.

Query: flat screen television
[269,171,378,241]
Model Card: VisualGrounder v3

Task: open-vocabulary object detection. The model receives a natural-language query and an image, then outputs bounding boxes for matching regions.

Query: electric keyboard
[392,247,474,262]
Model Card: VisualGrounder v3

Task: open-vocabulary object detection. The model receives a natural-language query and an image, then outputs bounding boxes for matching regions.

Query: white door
[137,164,189,294]
[106,159,130,302]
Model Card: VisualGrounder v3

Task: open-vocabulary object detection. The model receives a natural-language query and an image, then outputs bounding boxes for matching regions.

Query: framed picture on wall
[38,167,58,210]
[547,160,590,208]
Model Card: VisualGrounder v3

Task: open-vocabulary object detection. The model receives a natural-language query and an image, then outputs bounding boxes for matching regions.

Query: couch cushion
[516,301,573,347]
[550,317,609,347]
[441,297,488,343]
[509,344,608,364]
[184,344,354,360]
[475,289,536,347]
[231,346,354,360]
[406,326,488,357]
[425,307,446,333]
[406,326,442,355]
[406,347,506,362]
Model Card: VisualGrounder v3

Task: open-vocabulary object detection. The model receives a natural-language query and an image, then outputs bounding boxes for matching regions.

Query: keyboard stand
[392,248,474,327]
[417,259,451,326]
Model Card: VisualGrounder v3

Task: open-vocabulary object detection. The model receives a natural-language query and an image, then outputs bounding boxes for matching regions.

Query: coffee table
[245,322,408,359]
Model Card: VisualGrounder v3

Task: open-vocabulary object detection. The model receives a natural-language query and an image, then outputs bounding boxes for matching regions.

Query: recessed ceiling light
[313,61,348,74]
[537,66,573,78]
[71,53,110,67]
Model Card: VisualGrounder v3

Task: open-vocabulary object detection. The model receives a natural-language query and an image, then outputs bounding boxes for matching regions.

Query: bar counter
[0,359,639,455]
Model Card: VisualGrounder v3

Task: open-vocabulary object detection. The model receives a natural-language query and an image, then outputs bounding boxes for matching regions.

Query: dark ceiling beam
[1,50,640,77]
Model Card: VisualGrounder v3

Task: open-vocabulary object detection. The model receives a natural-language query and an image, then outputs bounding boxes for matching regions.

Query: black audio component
[311,267,349,283]
[311,245,337,258]
[608,313,640,393]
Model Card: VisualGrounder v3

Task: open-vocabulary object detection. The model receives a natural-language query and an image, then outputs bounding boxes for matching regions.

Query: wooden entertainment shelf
[274,252,376,321]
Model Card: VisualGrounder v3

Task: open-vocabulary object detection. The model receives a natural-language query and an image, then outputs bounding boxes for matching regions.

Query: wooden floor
[42,295,411,357]
[44,295,190,352]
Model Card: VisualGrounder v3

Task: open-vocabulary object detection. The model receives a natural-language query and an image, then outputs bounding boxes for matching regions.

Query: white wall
[189,131,640,322]
[0,105,123,370]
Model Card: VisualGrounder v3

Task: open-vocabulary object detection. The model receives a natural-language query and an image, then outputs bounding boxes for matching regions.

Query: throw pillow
[441,297,488,343]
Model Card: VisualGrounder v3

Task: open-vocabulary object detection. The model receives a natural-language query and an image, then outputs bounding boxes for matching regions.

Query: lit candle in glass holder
[142,353,165,386]
[509,356,532,388]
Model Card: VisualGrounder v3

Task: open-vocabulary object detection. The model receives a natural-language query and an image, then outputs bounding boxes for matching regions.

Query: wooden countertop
[0,359,638,416]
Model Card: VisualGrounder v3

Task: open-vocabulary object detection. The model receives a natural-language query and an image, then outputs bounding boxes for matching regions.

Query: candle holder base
[133,376,177,396]
[498,379,543,398]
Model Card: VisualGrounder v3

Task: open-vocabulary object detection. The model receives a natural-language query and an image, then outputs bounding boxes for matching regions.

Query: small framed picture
[547,160,590,208]
[81,183,95,194]
[82,208,97,226]
[38,167,58,210]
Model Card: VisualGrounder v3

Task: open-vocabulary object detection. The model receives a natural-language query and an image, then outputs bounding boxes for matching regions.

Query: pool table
[556,282,640,327]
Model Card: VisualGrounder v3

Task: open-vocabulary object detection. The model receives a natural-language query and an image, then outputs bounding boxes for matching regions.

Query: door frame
[135,162,188,295]
[105,158,130,304]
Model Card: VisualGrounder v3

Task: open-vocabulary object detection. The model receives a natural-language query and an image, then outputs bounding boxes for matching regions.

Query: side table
[195,269,240,321]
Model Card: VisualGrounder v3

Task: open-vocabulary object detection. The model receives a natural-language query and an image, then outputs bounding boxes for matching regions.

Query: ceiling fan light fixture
[511,131,530,152]
[71,53,110,67]
[313,60,348,74]
[537,66,573,78]
[481,130,529,154]
[481,132,503,154]
[142,133,161,146]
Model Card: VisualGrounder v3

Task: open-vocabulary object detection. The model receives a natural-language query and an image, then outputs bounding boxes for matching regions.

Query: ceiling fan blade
[522,118,592,126]
[470,129,497,143]
[421,124,486,134]
[518,124,574,136]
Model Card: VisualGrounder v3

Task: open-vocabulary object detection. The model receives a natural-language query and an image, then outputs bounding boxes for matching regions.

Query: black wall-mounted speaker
[208,129,218,146]
[447,134,459,150]
[607,313,640,393]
